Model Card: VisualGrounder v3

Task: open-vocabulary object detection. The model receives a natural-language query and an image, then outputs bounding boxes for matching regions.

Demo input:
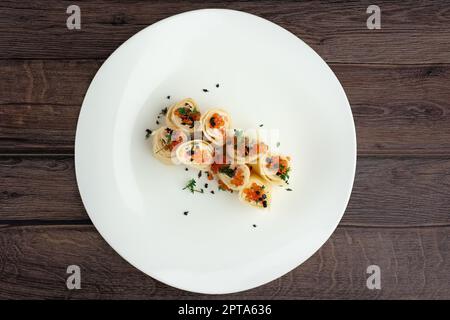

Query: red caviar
[278,157,289,175]
[209,113,225,129]
[175,106,201,128]
[210,162,222,174]
[230,167,245,187]
[243,182,268,207]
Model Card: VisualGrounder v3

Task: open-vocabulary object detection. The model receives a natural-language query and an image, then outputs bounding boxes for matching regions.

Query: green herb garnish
[278,165,290,183]
[182,178,204,194]
[177,107,187,115]
[155,130,174,154]
[218,165,236,178]
[155,138,170,154]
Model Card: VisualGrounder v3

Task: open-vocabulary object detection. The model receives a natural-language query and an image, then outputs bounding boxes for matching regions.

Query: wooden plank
[0,224,447,299]
[1,156,449,226]
[0,60,100,152]
[2,61,450,154]
[0,1,450,63]
[0,60,100,105]
[333,64,450,156]
[0,157,85,220]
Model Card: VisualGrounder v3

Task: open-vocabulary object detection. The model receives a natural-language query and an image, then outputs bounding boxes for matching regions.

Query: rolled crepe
[200,109,232,146]
[211,163,250,191]
[152,126,188,165]
[225,130,269,164]
[238,174,272,209]
[176,140,214,170]
[252,153,291,186]
[166,98,201,133]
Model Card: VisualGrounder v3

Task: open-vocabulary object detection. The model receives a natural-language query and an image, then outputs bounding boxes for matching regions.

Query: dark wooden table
[0,0,449,299]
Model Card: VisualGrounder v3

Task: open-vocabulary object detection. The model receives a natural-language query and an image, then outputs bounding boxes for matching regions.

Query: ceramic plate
[75,9,356,294]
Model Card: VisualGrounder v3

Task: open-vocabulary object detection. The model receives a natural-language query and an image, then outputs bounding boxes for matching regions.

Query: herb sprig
[182,178,204,194]
[278,165,290,184]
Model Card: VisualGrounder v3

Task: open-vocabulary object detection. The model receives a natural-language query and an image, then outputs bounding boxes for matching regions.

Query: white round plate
[75,9,356,294]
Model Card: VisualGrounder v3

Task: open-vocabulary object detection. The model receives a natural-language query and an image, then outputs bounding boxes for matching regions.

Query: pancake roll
[152,126,189,165]
[252,152,291,185]
[166,98,201,133]
[238,174,272,209]
[211,163,251,191]
[176,140,214,170]
[225,130,268,164]
[201,109,232,146]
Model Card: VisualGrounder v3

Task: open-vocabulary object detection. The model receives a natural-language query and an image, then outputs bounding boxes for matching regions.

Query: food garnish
[182,178,204,194]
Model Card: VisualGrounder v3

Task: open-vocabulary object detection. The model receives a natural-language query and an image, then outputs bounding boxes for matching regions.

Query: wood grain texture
[0,224,447,299]
[1,1,450,63]
[1,156,449,226]
[2,61,450,154]
[0,157,85,221]
[0,60,100,152]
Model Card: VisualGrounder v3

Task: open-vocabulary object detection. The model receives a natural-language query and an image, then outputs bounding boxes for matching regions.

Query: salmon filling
[227,132,268,159]
[185,145,212,164]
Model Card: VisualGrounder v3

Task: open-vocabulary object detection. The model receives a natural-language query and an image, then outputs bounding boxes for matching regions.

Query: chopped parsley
[218,165,235,178]
[182,179,204,194]
[177,107,187,115]
[277,165,290,183]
